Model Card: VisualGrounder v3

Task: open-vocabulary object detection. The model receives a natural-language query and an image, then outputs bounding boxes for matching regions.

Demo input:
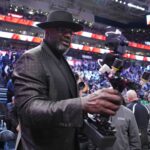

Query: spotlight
[15,8,18,12]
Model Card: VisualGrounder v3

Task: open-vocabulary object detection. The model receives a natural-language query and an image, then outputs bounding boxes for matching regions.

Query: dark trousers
[140,129,149,150]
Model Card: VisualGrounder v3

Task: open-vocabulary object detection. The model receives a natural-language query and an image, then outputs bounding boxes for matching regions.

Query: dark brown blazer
[13,42,83,150]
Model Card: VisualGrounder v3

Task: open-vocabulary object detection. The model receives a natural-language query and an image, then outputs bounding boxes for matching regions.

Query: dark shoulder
[24,45,42,56]
[16,45,42,64]
[121,105,134,115]
[118,105,135,121]
[14,45,43,72]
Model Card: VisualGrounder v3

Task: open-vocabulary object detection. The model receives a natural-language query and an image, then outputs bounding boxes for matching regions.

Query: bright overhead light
[15,8,18,12]
[28,10,34,15]
[127,3,145,11]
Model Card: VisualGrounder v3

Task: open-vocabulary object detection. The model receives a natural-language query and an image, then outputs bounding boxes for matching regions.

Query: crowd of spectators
[70,58,150,97]
[1,50,149,102]
[0,48,148,149]
[0,50,20,149]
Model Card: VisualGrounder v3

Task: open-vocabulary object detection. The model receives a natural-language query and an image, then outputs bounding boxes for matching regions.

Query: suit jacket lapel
[60,56,78,97]
[41,42,78,98]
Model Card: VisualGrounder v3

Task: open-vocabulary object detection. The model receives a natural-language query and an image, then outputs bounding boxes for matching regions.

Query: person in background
[76,74,141,150]
[126,89,149,150]
[75,73,89,97]
[4,96,19,150]
[86,92,141,150]
[13,10,122,150]
[6,74,14,103]
[6,96,18,135]
[148,92,150,102]
[102,104,141,150]
[146,92,150,145]
[140,91,149,106]
[0,99,17,150]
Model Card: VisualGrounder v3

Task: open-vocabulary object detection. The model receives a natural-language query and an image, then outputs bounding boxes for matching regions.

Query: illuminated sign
[0,14,39,26]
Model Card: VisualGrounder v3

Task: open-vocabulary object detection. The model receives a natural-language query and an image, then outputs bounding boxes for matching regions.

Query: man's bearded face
[45,27,73,55]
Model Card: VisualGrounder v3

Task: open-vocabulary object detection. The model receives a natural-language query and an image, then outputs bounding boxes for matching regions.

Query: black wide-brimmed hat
[37,10,83,32]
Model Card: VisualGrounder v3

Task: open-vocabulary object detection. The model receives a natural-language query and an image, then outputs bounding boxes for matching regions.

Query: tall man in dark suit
[13,10,122,150]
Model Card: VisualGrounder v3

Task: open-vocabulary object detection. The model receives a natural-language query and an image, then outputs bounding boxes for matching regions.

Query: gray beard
[57,43,69,55]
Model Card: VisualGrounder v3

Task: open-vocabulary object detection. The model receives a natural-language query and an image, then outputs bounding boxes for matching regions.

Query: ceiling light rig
[113,0,146,11]
[127,3,145,11]
[73,17,94,28]
[8,4,48,16]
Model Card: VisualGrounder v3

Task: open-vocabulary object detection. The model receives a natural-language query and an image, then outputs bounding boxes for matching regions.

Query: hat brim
[37,21,83,32]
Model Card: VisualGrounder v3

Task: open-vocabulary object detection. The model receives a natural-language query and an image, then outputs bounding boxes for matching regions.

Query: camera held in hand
[83,26,150,149]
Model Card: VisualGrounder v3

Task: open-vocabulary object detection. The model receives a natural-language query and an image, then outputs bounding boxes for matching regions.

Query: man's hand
[81,88,122,115]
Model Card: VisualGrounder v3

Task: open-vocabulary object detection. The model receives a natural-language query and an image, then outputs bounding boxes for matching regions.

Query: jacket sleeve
[13,52,83,128]
[128,111,141,150]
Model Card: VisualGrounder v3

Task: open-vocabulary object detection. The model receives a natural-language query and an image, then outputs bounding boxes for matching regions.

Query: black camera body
[102,55,150,92]
[83,117,116,149]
